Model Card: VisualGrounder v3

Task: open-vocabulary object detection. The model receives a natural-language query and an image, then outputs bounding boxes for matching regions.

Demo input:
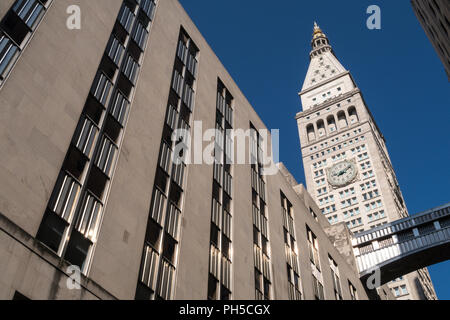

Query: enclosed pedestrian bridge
[352,203,450,286]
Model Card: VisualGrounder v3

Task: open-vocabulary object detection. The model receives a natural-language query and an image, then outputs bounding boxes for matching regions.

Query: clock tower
[295,23,437,300]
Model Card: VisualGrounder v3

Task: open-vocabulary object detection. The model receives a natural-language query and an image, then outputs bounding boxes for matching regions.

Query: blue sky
[178,0,450,299]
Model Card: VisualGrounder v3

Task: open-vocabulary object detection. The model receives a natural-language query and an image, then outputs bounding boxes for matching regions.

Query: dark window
[162,235,177,264]
[0,33,19,81]
[222,235,231,259]
[135,282,152,300]
[255,269,262,291]
[263,278,271,299]
[210,224,220,248]
[36,211,68,253]
[64,230,91,269]
[208,274,218,300]
[145,219,161,248]
[220,285,231,300]
[261,236,269,256]
[253,226,260,246]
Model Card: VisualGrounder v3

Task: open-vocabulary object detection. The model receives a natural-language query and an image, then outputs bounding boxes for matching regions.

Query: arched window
[307,124,316,142]
[327,115,337,133]
[348,107,359,124]
[317,119,325,138]
[337,111,348,128]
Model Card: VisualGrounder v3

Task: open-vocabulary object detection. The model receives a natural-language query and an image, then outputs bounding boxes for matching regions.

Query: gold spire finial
[312,21,325,39]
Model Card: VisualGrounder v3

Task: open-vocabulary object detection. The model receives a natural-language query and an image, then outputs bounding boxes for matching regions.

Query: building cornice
[295,88,361,120]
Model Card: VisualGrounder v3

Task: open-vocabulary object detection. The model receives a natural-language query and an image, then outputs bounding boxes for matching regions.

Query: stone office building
[0,0,384,300]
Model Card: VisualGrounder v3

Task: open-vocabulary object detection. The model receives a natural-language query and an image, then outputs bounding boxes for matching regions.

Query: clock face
[327,160,358,188]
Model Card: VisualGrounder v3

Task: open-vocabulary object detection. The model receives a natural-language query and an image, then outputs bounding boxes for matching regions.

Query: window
[251,123,271,300]
[137,29,199,301]
[0,33,19,81]
[208,80,234,300]
[328,215,338,224]
[74,192,103,242]
[12,0,45,29]
[156,259,175,300]
[400,285,408,295]
[172,162,185,188]
[140,245,158,292]
[106,36,125,66]
[183,82,194,111]
[172,69,184,97]
[349,282,358,300]
[150,188,166,225]
[312,275,324,300]
[346,218,363,229]
[343,207,360,219]
[186,50,198,77]
[122,54,140,85]
[140,0,156,19]
[165,203,181,240]
[329,256,342,300]
[47,172,81,223]
[281,192,302,300]
[132,20,148,51]
[91,73,112,106]
[118,4,135,33]
[95,136,118,177]
[64,229,92,269]
[39,0,155,281]
[307,226,320,269]
[109,90,130,126]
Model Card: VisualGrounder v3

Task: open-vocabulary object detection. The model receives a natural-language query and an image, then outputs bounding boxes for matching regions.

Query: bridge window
[441,216,450,228]
[397,229,415,242]
[418,222,436,235]
[359,243,374,255]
